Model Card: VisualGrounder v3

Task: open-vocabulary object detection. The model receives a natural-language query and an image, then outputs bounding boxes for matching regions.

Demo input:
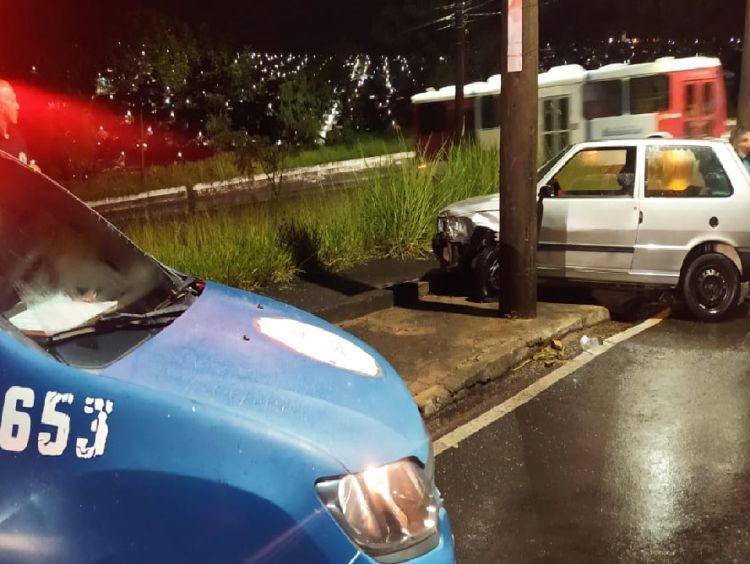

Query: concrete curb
[305,280,429,324]
[311,289,396,324]
[414,307,611,418]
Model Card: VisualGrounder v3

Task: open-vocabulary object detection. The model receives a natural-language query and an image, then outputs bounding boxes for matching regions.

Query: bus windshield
[0,154,179,337]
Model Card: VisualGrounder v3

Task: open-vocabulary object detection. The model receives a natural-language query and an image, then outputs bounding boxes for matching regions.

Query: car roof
[573,138,730,149]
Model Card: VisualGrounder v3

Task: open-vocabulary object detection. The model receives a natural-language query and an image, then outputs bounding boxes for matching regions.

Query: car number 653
[0,386,114,459]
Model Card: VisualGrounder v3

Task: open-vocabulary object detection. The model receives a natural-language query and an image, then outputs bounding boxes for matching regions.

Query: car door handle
[638,211,643,224]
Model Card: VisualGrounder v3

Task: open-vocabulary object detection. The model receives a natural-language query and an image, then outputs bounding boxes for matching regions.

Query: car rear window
[645,145,732,198]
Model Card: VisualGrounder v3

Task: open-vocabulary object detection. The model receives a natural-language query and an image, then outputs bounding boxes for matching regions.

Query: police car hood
[100,282,429,472]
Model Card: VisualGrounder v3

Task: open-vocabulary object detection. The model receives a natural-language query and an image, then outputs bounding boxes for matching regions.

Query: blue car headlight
[316,459,440,561]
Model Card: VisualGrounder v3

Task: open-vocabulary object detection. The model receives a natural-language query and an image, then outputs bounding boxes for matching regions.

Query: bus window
[583,80,622,120]
[542,97,570,160]
[630,74,669,115]
[416,102,447,135]
[685,84,697,117]
[703,82,715,114]
[481,95,500,129]
[544,99,554,132]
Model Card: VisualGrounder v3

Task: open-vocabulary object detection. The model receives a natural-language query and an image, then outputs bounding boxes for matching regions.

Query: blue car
[0,152,454,563]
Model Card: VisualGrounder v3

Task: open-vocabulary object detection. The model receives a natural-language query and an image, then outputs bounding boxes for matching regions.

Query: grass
[362,142,498,258]
[126,207,298,289]
[285,134,410,169]
[123,143,499,291]
[67,134,411,202]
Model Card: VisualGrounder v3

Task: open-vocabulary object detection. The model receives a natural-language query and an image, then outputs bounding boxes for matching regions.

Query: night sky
[0,0,380,59]
[0,0,746,84]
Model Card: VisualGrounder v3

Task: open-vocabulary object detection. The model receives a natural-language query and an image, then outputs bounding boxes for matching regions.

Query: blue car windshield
[0,154,178,337]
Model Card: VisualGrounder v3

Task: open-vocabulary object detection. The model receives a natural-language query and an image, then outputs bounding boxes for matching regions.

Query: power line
[403,12,455,34]
[407,0,499,34]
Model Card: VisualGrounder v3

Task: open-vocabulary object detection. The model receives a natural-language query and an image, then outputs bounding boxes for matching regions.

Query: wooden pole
[499,0,538,318]
[454,1,466,144]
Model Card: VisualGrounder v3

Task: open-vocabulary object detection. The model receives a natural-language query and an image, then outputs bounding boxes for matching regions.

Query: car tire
[471,246,500,302]
[682,253,741,321]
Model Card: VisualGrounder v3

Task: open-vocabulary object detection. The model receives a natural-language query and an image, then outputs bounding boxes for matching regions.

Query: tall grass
[127,210,297,290]
[124,143,499,290]
[362,143,498,258]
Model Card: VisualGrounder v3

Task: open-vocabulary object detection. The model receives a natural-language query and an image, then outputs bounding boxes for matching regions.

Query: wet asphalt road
[436,313,750,563]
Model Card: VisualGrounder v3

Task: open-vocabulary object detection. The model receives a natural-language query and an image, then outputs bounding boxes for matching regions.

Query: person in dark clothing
[0,80,38,170]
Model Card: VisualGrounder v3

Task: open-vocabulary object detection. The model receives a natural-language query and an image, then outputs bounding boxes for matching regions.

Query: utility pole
[499,0,538,318]
[739,0,750,129]
[454,1,466,144]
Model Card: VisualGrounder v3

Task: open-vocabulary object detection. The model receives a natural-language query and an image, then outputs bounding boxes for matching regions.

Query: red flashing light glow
[9,82,199,177]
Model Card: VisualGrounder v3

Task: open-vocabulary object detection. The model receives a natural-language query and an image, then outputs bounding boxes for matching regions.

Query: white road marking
[433,309,669,456]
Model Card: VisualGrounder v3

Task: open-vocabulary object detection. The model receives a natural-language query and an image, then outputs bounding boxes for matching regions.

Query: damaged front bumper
[432,226,497,271]
[432,232,466,270]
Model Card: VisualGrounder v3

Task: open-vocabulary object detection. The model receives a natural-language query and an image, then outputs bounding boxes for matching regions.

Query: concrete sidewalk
[257,256,612,417]
[341,294,610,417]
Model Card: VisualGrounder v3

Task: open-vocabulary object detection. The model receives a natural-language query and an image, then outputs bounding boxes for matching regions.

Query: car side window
[645,145,732,198]
[551,147,636,198]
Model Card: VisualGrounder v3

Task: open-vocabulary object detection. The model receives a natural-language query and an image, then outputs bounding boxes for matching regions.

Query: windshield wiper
[176,275,204,294]
[38,303,189,346]
[154,276,205,310]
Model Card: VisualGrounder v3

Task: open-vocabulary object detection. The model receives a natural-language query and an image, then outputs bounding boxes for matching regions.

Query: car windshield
[537,145,570,182]
[0,154,179,338]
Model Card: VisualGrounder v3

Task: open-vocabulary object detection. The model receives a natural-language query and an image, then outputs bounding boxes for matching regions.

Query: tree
[251,138,290,199]
[278,72,332,146]
[109,13,199,95]
[226,133,289,199]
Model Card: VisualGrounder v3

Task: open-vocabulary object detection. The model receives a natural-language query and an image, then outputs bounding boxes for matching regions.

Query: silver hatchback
[433,138,750,320]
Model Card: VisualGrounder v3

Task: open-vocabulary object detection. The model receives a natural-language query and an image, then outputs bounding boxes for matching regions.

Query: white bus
[412,56,727,160]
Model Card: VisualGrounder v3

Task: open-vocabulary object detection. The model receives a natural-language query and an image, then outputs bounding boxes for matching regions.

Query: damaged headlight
[437,215,472,243]
[316,459,440,562]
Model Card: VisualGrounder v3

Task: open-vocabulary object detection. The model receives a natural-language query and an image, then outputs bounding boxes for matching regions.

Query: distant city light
[29,34,735,175]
